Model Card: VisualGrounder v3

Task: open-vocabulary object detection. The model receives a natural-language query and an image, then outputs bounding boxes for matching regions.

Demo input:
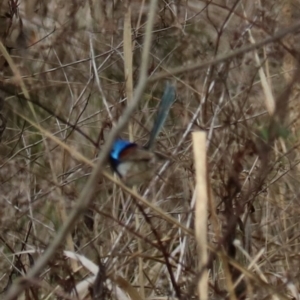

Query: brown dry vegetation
[1,0,300,299]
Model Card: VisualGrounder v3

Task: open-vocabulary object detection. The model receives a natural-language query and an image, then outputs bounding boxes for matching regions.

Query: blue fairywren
[109,84,176,186]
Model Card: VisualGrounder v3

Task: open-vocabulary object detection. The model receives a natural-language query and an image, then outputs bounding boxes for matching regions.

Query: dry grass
[1,0,300,299]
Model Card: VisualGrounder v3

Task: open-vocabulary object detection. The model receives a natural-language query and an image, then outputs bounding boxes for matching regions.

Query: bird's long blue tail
[145,83,176,150]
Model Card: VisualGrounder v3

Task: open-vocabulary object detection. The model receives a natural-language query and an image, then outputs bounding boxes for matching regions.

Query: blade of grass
[124,4,134,141]
[0,42,29,100]
[192,131,209,300]
[247,23,275,116]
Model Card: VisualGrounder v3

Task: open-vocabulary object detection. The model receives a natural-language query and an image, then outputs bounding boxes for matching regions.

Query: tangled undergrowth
[1,0,300,299]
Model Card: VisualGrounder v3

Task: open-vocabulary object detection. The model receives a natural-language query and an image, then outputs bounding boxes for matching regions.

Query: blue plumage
[109,139,137,177]
[145,83,176,150]
[110,139,136,160]
[109,83,176,185]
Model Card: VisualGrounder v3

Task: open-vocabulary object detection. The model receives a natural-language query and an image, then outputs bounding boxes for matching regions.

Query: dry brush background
[1,0,300,299]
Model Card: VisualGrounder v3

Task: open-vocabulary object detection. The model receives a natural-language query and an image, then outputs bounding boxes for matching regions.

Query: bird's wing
[119,147,155,161]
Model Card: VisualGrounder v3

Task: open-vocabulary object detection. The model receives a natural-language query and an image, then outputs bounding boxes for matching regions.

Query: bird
[109,83,176,186]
